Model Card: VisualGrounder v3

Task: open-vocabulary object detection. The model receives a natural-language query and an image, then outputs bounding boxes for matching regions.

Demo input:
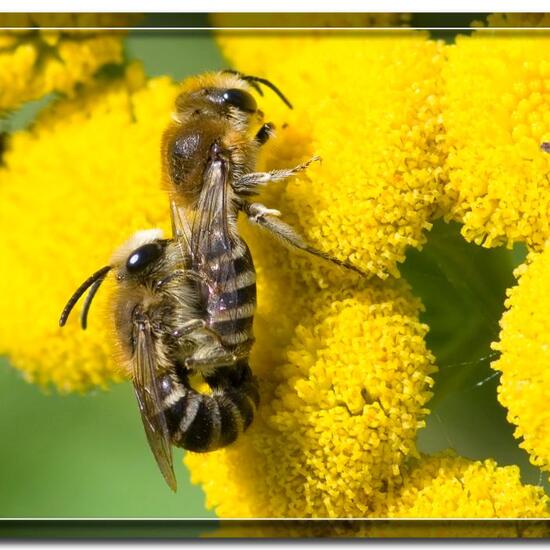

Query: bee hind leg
[242,200,365,275]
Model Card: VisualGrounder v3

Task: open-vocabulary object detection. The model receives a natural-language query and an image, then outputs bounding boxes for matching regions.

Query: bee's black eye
[222,89,257,113]
[126,243,164,274]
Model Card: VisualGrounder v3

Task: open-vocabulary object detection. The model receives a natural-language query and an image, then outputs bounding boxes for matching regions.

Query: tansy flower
[492,245,550,474]
[1,22,549,527]
[213,30,447,279]
[367,453,550,538]
[0,14,130,113]
[441,30,550,249]
[208,453,549,537]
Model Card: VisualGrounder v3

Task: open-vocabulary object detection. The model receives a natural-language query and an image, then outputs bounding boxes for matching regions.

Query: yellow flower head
[186,276,435,518]
[208,452,549,537]
[368,453,550,537]
[0,64,180,391]
[213,30,447,279]
[0,14,130,113]
[378,453,549,519]
[442,30,550,249]
[492,245,550,472]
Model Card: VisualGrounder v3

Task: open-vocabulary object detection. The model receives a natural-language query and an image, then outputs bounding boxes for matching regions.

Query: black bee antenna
[59,265,111,328]
[222,69,264,96]
[222,69,293,109]
[80,274,108,330]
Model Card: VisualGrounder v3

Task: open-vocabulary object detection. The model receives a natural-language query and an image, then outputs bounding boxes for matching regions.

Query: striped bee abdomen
[160,360,259,453]
[204,236,257,350]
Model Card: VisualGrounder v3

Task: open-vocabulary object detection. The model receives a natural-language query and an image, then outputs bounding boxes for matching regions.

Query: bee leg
[172,319,206,339]
[254,122,275,146]
[185,350,239,370]
[233,156,320,194]
[173,321,225,349]
[242,200,365,275]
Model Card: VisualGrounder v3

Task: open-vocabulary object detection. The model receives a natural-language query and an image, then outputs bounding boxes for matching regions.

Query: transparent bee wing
[170,198,192,253]
[190,159,252,323]
[132,318,177,492]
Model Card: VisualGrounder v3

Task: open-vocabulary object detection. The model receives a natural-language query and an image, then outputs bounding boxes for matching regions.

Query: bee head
[111,229,168,283]
[172,71,292,124]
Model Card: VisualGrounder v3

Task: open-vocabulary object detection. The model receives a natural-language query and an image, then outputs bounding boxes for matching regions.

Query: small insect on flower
[59,230,259,492]
[541,142,550,153]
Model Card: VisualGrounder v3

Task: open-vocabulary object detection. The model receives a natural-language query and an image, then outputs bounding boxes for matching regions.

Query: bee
[542,142,550,153]
[59,230,259,491]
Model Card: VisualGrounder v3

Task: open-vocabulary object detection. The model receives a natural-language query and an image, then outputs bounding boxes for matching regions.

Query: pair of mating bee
[60,71,358,491]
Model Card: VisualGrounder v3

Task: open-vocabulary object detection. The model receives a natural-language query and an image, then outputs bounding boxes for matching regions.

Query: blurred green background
[1,17,548,522]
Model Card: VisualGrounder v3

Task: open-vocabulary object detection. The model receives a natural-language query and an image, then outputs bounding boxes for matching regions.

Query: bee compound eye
[126,242,164,274]
[222,88,257,113]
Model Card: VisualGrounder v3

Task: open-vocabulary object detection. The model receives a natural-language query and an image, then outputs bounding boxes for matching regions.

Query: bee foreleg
[243,200,365,275]
[233,156,320,194]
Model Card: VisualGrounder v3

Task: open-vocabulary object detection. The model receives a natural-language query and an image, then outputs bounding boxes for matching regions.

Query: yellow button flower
[376,453,549,519]
[208,452,549,536]
[442,29,550,249]
[492,245,550,473]
[0,14,131,113]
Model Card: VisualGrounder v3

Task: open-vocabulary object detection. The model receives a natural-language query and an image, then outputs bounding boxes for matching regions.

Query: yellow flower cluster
[492,246,550,473]
[443,25,550,483]
[214,30,447,279]
[376,453,549,520]
[442,31,550,249]
[208,453,549,537]
[0,63,180,391]
[179,31,456,518]
[0,14,130,113]
[0,32,440,518]
[1,21,549,525]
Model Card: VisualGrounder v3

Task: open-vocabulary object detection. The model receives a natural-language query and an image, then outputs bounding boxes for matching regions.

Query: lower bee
[59,229,259,491]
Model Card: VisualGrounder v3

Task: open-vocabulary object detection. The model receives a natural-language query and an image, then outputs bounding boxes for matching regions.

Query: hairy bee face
[174,86,258,120]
